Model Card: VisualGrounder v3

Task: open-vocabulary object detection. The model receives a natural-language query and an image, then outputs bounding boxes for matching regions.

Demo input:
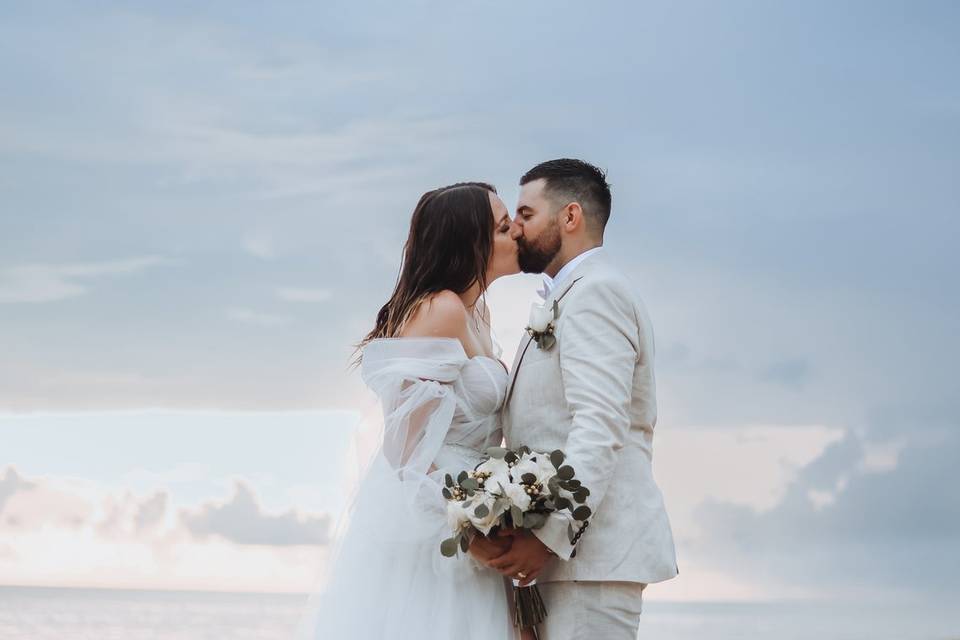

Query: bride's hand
[468,534,512,566]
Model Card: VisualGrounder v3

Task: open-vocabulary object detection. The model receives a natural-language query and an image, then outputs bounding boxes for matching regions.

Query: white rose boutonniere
[526,300,559,350]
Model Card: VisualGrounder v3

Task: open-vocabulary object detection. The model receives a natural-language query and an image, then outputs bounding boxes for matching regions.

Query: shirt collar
[537,246,604,300]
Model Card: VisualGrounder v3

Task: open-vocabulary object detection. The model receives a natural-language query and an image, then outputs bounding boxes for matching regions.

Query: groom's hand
[488,530,554,587]
[469,534,512,566]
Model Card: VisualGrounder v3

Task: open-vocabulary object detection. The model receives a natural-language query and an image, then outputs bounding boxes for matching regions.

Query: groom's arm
[532,277,639,559]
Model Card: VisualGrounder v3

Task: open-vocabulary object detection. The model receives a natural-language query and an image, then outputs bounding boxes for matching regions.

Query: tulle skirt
[296,455,515,639]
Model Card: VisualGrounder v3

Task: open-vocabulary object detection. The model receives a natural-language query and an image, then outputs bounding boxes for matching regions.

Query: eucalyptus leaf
[444,474,454,488]
[510,505,523,527]
[572,505,592,521]
[442,487,452,500]
[461,478,479,492]
[564,479,581,489]
[547,476,560,496]
[459,534,470,553]
[504,451,518,464]
[573,489,588,504]
[540,334,556,350]
[550,450,565,468]
[485,446,507,459]
[520,473,537,485]
[557,465,575,481]
[474,503,489,518]
[523,512,546,529]
[440,537,458,557]
[457,470,468,484]
[554,497,571,510]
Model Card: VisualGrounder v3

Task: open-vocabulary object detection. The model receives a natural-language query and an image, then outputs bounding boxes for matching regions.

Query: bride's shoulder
[401,290,469,340]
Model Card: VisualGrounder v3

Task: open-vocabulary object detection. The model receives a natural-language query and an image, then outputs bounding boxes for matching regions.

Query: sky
[1,1,958,602]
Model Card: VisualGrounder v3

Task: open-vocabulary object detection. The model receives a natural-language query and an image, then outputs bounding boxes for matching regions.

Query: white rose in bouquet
[501,481,532,512]
[446,499,471,533]
[513,451,556,487]
[467,492,506,535]
[474,456,511,491]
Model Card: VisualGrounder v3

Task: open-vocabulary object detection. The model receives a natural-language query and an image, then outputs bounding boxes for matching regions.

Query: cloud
[0,467,35,513]
[0,257,171,304]
[689,422,960,596]
[226,306,292,327]
[0,466,331,591]
[181,480,330,546]
[276,287,332,303]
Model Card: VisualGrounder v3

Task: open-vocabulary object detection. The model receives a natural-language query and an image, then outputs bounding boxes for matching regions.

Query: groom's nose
[509,220,523,240]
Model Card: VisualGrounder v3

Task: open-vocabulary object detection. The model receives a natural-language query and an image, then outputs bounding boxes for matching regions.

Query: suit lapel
[503,274,587,407]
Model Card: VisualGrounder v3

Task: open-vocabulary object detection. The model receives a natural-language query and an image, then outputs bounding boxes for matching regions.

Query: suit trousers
[534,580,646,640]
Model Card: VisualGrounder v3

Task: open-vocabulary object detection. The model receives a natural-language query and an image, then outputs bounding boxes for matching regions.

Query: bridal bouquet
[439,445,592,630]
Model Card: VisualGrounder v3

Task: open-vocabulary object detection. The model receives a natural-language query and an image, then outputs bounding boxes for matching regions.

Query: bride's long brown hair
[355,182,497,361]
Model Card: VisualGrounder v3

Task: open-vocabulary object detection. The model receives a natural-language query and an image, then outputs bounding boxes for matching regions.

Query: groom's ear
[561,202,585,233]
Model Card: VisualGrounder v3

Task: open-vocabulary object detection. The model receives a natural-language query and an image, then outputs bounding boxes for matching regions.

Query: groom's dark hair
[520,158,611,232]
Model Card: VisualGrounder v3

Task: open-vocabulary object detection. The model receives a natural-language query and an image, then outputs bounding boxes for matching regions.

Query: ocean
[1,585,957,640]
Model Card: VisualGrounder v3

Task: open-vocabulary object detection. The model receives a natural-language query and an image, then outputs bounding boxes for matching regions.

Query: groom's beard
[517,224,562,274]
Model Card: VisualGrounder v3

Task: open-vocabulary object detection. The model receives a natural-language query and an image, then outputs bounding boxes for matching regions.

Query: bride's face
[487,192,520,281]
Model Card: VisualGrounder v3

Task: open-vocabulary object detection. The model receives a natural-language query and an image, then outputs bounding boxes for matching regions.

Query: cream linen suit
[501,250,678,639]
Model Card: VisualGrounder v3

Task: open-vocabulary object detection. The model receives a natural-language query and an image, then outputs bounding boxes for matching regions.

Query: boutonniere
[526,300,559,350]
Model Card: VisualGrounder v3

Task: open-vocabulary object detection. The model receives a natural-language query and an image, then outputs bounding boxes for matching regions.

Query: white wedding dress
[298,337,515,639]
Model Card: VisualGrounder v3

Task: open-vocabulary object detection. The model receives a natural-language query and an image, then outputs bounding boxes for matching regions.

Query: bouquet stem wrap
[513,582,547,632]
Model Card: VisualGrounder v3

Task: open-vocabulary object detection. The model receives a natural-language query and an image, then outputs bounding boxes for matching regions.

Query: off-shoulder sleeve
[360,337,468,489]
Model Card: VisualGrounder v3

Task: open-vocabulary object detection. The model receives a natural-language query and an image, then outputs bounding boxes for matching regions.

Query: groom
[477,159,678,638]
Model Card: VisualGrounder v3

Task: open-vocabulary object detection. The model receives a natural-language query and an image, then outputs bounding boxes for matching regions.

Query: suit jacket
[501,251,678,584]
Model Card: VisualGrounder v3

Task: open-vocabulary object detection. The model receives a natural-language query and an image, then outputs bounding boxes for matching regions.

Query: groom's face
[513,179,563,274]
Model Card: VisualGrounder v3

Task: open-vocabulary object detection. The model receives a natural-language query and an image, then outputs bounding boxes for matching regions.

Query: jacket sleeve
[532,278,639,559]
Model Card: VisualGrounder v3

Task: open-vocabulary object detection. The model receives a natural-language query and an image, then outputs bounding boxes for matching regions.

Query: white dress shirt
[537,246,605,300]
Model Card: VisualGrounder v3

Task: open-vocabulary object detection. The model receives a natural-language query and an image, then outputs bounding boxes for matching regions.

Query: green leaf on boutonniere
[461,477,479,492]
[445,473,454,488]
[573,488,588,504]
[557,465,575,480]
[442,487,452,500]
[504,451,518,465]
[457,470,468,484]
[474,503,489,518]
[553,496,571,510]
[538,333,556,350]
[459,533,470,553]
[520,473,537,485]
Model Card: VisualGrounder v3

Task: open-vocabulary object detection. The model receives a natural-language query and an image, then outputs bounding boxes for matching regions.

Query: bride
[298,182,522,639]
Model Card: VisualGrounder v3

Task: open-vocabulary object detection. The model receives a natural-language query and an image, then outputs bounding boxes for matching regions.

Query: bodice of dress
[434,355,508,472]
